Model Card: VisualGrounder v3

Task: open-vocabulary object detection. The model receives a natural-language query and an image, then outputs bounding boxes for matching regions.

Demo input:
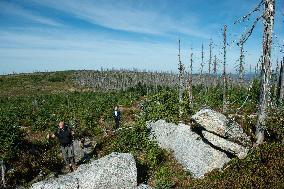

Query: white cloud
[0,28,248,74]
[0,1,63,27]
[31,0,209,38]
[0,29,179,74]
[0,0,273,74]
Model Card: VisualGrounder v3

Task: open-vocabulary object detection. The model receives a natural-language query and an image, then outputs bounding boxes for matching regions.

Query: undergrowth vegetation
[0,72,147,186]
[1,71,284,188]
[141,80,260,124]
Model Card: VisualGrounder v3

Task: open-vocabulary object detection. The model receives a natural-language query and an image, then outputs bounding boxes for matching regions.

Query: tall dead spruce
[236,0,275,145]
[256,0,275,145]
[279,58,284,102]
[1,160,5,188]
[200,44,205,85]
[188,49,193,107]
[178,39,185,121]
[238,42,245,83]
[273,59,279,100]
[213,55,218,86]
[222,25,228,112]
[208,39,213,87]
[209,39,213,75]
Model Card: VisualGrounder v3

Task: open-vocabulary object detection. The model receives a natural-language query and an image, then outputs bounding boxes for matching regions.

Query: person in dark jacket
[113,106,121,129]
[47,121,76,172]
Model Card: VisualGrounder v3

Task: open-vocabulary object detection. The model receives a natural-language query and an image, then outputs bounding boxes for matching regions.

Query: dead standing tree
[238,42,245,84]
[178,39,185,121]
[208,39,213,87]
[200,44,205,85]
[213,55,218,86]
[209,40,213,74]
[223,25,228,113]
[278,58,284,102]
[235,0,275,145]
[255,0,275,145]
[255,56,263,77]
[273,59,279,100]
[1,160,5,188]
[188,49,193,107]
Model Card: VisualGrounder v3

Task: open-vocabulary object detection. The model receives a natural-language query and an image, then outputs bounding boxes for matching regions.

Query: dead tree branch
[238,15,263,46]
[234,0,264,24]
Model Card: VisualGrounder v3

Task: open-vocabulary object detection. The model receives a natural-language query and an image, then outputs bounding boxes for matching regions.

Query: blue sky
[0,0,283,74]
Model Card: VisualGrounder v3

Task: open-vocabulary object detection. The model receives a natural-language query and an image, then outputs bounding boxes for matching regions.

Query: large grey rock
[147,120,231,178]
[202,130,249,159]
[31,174,78,189]
[191,108,251,146]
[31,152,137,189]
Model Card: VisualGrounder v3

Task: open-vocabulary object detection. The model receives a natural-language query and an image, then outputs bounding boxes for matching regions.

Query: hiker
[47,121,76,172]
[113,106,121,129]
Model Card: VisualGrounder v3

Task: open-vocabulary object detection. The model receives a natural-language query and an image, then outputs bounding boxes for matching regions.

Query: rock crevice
[147,108,251,178]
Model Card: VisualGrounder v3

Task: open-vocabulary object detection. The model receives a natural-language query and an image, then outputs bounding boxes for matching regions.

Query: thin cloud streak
[0,1,282,74]
[0,29,247,74]
[0,1,63,27]
[0,29,178,74]
[31,0,210,38]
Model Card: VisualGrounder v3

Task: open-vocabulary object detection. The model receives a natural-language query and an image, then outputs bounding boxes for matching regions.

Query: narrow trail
[93,98,143,158]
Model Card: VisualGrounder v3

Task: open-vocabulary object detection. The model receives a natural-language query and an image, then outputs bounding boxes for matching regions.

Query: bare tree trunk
[1,160,5,188]
[273,59,279,100]
[239,43,245,83]
[255,0,275,145]
[188,50,193,107]
[223,25,228,113]
[279,58,284,102]
[257,56,262,75]
[255,65,258,77]
[209,39,212,75]
[178,39,185,121]
[208,39,213,87]
[200,44,204,85]
[213,55,218,86]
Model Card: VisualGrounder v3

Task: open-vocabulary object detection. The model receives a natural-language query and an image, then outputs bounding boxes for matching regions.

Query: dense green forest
[0,70,283,188]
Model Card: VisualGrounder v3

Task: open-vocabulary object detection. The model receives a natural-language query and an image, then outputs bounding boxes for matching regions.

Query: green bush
[110,122,165,169]
[47,73,66,82]
[155,165,175,189]
[6,139,63,186]
[0,112,23,161]
[141,88,193,124]
[266,106,284,142]
[188,142,284,188]
[29,74,45,83]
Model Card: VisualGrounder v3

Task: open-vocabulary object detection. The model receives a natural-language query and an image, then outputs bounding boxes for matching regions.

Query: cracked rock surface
[147,120,231,178]
[191,108,251,147]
[31,152,137,189]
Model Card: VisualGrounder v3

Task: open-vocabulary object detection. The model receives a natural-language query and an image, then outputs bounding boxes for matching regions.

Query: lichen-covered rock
[191,108,251,146]
[147,120,231,178]
[31,174,78,189]
[202,130,249,159]
[31,152,137,189]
